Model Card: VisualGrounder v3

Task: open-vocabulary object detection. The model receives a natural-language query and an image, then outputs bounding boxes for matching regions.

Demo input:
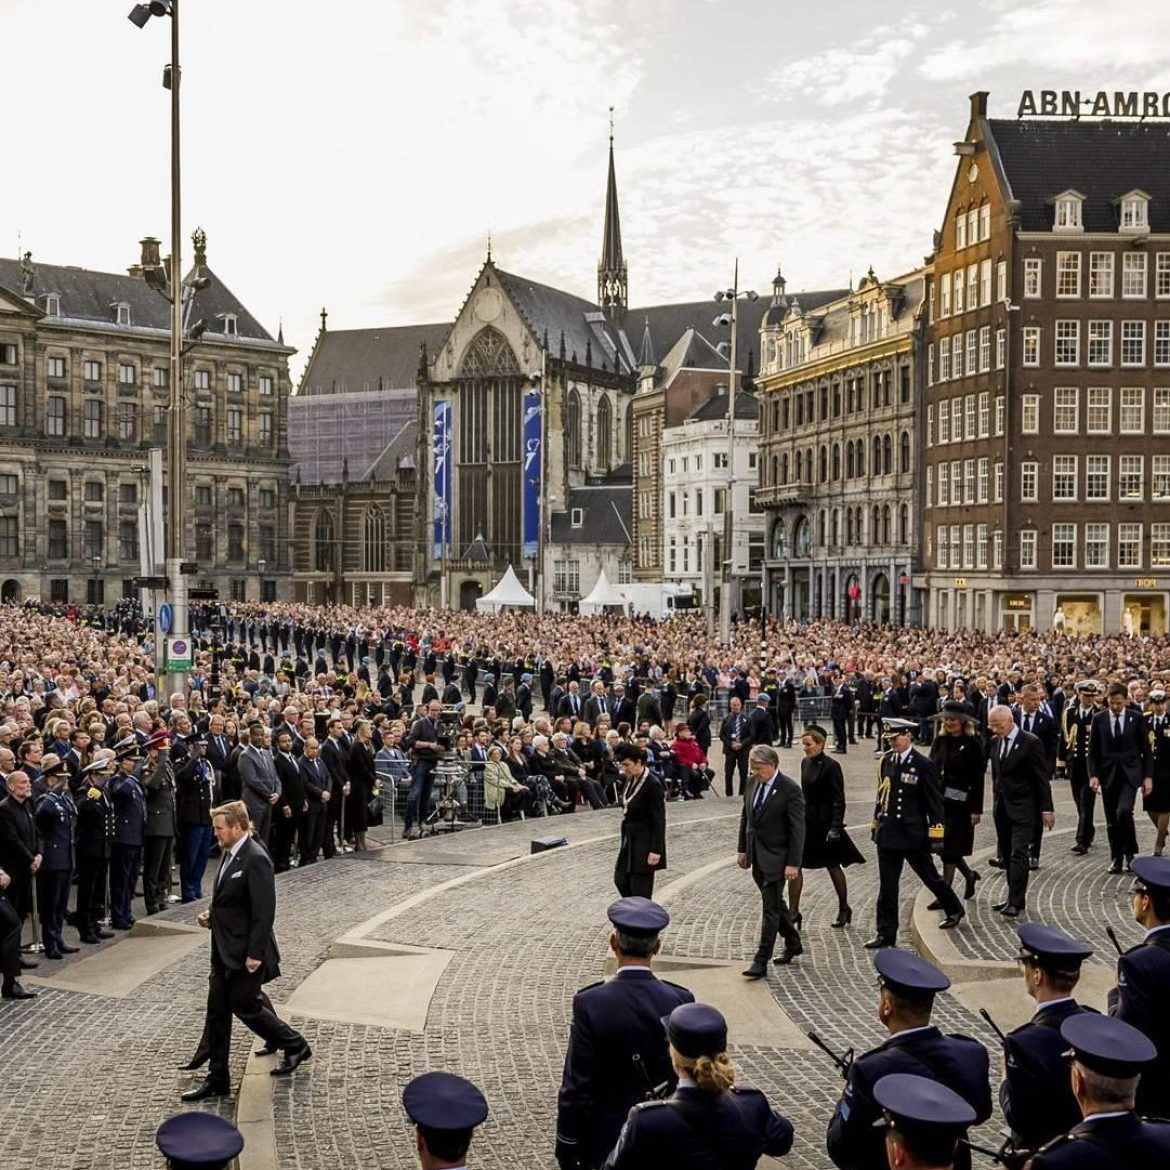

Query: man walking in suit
[1061,681,1103,854]
[738,744,805,977]
[1014,683,1059,871]
[1089,683,1152,874]
[183,801,310,1101]
[720,697,752,797]
[237,723,281,846]
[988,705,1055,916]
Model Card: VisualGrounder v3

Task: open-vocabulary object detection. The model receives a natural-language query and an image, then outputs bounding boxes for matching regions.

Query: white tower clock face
[474,288,503,323]
[968,162,979,183]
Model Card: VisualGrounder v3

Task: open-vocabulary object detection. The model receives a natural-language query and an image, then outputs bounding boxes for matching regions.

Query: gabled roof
[0,256,282,346]
[687,388,758,423]
[549,483,632,545]
[297,322,450,396]
[362,420,418,482]
[987,119,1170,233]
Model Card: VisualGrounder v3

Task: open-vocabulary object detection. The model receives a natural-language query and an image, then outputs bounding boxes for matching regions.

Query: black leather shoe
[926,899,942,911]
[992,901,1009,912]
[180,1079,230,1102]
[178,1051,209,1071]
[60,944,80,954]
[94,929,115,940]
[1070,844,1088,855]
[987,857,1006,870]
[270,1044,312,1077]
[254,1044,278,1057]
[1107,861,1123,875]
[44,951,63,960]
[18,957,38,970]
[1029,858,1040,871]
[773,943,804,966]
[940,910,965,930]
[863,937,893,950]
[999,905,1021,918]
[2,981,37,1000]
[964,871,982,900]
[741,962,768,979]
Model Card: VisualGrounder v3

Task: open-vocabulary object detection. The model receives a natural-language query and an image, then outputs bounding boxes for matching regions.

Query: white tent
[475,564,536,612]
[578,569,627,615]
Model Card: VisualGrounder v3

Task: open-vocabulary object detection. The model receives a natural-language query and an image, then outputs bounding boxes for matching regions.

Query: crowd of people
[3,598,1170,1167]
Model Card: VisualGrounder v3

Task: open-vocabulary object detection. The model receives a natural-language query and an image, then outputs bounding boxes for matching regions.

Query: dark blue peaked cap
[155,1113,244,1170]
[403,1071,489,1131]
[875,948,951,997]
[608,896,669,937]
[1017,923,1093,965]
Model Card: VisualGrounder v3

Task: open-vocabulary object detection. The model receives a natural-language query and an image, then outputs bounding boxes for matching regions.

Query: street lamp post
[258,558,267,601]
[91,554,102,606]
[713,264,758,645]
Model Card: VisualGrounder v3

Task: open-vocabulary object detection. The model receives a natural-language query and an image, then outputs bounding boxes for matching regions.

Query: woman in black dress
[788,724,864,928]
[687,692,712,757]
[346,718,377,851]
[929,701,985,901]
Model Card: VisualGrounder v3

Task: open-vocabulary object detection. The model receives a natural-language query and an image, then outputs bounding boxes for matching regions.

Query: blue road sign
[158,602,173,635]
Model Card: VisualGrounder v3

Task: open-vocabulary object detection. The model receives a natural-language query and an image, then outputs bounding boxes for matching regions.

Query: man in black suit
[746,693,776,753]
[271,730,304,873]
[988,705,1055,915]
[0,770,41,930]
[830,673,854,754]
[582,680,611,728]
[183,801,310,1101]
[1015,684,1059,870]
[298,737,330,864]
[737,744,805,977]
[611,684,636,729]
[1089,683,1152,874]
[237,723,281,846]
[1061,681,1103,854]
[719,697,751,797]
[557,681,584,722]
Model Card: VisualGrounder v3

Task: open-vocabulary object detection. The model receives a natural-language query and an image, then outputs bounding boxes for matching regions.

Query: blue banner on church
[432,400,452,559]
[522,391,542,560]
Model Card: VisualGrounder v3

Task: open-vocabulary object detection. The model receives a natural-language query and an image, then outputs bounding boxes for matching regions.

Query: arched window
[900,430,911,474]
[597,395,612,471]
[872,505,881,545]
[846,509,854,545]
[882,504,892,545]
[832,443,841,481]
[770,455,778,486]
[314,510,334,573]
[771,520,789,559]
[846,441,855,479]
[831,508,840,546]
[567,389,582,467]
[817,509,827,546]
[899,504,909,545]
[882,434,892,476]
[622,400,632,462]
[781,452,789,484]
[363,506,386,573]
[819,445,828,483]
[794,515,812,557]
[872,436,882,475]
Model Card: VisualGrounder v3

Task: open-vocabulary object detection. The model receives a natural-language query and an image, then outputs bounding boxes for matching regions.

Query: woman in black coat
[687,693,712,756]
[612,742,666,898]
[346,718,377,851]
[929,702,985,901]
[788,724,864,928]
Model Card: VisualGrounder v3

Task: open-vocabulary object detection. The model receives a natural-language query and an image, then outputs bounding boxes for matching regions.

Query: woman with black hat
[930,701,985,902]
[603,1001,793,1170]
[788,724,864,930]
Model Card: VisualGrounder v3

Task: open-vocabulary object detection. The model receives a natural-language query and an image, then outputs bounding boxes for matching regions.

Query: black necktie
[1000,739,1008,761]
[1114,716,1122,738]
[753,782,768,814]
[1024,714,1033,733]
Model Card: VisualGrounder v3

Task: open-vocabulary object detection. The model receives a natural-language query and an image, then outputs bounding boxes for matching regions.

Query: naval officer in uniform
[402,1071,489,1170]
[556,897,694,1170]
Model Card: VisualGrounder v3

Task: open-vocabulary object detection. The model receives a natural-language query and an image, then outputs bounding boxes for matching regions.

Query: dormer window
[113,302,131,326]
[221,313,238,336]
[1119,191,1150,233]
[571,508,584,528]
[1053,191,1084,232]
[43,294,60,316]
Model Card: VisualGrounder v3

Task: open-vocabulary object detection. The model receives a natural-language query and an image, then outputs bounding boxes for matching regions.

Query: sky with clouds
[3,0,1170,377]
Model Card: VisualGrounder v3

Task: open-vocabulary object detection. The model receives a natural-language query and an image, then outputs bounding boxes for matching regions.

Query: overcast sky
[4,0,1170,378]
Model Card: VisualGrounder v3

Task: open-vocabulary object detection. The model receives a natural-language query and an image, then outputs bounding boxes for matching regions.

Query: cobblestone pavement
[1,739,1140,1170]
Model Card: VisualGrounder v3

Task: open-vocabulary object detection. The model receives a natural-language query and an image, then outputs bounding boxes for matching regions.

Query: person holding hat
[827,949,991,1170]
[155,1112,244,1170]
[1143,688,1170,856]
[789,724,863,931]
[1061,682,1103,856]
[1028,1015,1170,1166]
[999,924,1095,1155]
[1107,854,1170,1118]
[1088,683,1151,875]
[872,1073,976,1170]
[32,755,77,958]
[403,1071,488,1169]
[602,1001,794,1170]
[866,718,964,949]
[929,702,985,904]
[556,897,693,1170]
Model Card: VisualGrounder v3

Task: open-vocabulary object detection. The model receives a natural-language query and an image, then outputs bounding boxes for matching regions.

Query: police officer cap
[607,896,669,938]
[662,1002,728,1059]
[873,1072,976,1132]
[1131,855,1170,893]
[1075,679,1098,693]
[155,1112,244,1170]
[402,1071,488,1131]
[875,949,951,998]
[881,718,918,737]
[756,692,770,703]
[521,673,533,683]
[1017,923,1093,966]
[1150,688,1167,701]
[1061,1014,1157,1078]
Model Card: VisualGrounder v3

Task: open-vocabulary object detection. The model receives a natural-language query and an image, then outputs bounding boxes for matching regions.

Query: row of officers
[552,890,1170,1170]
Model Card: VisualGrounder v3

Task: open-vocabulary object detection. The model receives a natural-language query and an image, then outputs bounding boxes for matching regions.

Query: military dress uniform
[556,899,694,1170]
[870,719,963,946]
[109,764,147,929]
[1107,856,1170,1119]
[1061,685,1101,853]
[826,951,992,1170]
[33,782,76,957]
[75,772,115,942]
[1000,924,1095,1155]
[1029,1015,1170,1168]
[603,1003,793,1170]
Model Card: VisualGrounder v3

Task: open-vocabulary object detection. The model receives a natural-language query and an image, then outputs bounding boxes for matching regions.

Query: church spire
[597,108,628,321]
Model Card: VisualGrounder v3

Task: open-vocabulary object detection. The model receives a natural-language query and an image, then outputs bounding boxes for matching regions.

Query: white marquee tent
[578,569,627,615]
[475,564,536,613]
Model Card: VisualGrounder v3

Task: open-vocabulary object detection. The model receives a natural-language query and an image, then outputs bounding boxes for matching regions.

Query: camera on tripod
[435,705,463,752]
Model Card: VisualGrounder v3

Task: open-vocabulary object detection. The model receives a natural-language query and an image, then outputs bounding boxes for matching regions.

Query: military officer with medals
[1107,854,1170,1119]
[867,718,964,950]
[1027,1015,1170,1168]
[999,924,1095,1157]
[1143,687,1170,856]
[826,949,991,1170]
[32,756,77,958]
[556,897,694,1170]
[75,751,116,943]
[1061,681,1102,855]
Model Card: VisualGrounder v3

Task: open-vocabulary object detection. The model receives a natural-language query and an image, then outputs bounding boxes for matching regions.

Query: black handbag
[366,795,384,826]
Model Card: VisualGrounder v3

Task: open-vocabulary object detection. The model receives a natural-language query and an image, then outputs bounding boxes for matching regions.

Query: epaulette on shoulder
[576,980,605,995]
[633,1100,668,1112]
[660,980,691,994]
[948,1032,985,1046]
